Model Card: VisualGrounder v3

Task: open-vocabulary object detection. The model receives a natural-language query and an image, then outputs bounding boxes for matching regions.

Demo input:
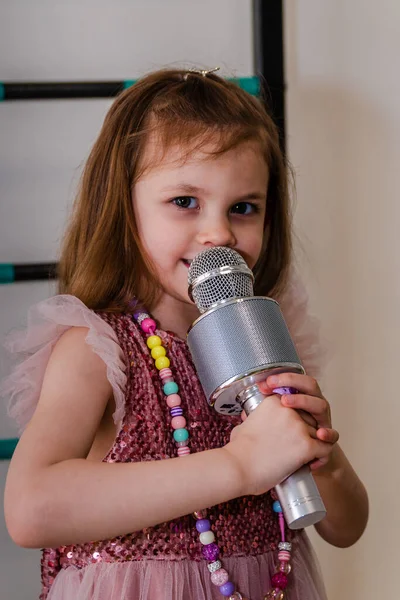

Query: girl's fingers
[297,409,317,428]
[309,457,330,470]
[316,427,339,444]
[260,373,322,397]
[281,394,331,429]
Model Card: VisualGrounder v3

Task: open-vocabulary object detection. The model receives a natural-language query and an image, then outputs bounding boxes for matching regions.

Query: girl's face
[133,137,268,317]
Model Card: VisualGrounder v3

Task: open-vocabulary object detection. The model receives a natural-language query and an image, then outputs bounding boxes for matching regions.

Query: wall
[0,1,253,597]
[285,1,400,597]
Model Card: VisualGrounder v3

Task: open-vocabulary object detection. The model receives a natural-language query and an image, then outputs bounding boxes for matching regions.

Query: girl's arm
[4,327,240,548]
[4,327,334,549]
[313,445,369,547]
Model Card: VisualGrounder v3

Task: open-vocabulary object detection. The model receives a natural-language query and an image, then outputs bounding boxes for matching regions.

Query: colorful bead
[271,573,288,590]
[173,428,189,442]
[171,416,186,430]
[278,542,292,552]
[194,509,207,520]
[146,335,162,349]
[163,381,179,395]
[279,562,291,574]
[264,591,284,600]
[211,568,229,586]
[195,519,211,533]
[278,551,291,562]
[151,345,166,359]
[229,594,244,600]
[177,446,190,456]
[201,543,219,561]
[176,440,189,447]
[170,407,183,417]
[155,356,170,370]
[199,531,215,545]
[141,318,157,333]
[159,368,173,379]
[135,312,150,324]
[272,501,283,513]
[219,581,235,596]
[166,394,181,407]
[207,560,222,573]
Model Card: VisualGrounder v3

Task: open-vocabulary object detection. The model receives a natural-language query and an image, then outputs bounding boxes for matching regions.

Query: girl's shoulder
[0,294,127,433]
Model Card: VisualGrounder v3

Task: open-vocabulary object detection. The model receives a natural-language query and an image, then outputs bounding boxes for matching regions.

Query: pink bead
[159,368,173,379]
[271,572,288,590]
[278,551,291,562]
[171,416,186,429]
[166,394,181,408]
[210,568,229,586]
[177,446,190,456]
[162,378,174,384]
[141,318,157,333]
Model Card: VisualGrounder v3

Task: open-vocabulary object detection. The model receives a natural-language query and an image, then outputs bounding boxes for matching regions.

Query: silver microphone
[187,246,326,529]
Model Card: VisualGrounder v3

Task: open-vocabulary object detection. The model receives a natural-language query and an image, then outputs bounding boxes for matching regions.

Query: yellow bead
[151,346,166,360]
[155,356,170,370]
[147,335,162,349]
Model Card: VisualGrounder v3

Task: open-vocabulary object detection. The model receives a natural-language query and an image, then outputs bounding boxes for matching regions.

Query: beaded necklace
[133,309,293,600]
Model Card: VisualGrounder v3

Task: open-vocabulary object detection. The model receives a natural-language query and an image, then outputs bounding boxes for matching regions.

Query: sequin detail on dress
[40,313,295,598]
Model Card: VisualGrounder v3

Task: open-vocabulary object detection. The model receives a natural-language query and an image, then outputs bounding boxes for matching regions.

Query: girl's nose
[195,217,237,248]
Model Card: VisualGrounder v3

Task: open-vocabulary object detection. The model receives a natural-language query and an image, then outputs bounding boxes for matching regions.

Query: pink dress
[1,274,328,600]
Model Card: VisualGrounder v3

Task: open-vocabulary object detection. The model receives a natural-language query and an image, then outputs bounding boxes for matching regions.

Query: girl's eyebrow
[160,183,204,195]
[160,184,267,202]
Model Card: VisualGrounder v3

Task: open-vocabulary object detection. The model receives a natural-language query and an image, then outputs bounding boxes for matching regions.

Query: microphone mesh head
[188,246,254,313]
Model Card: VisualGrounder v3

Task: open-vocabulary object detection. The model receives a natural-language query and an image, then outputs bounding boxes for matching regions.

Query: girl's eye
[172,196,198,209]
[230,202,258,215]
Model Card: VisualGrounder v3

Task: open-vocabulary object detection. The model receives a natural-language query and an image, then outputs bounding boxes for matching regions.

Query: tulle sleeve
[0,294,127,433]
[276,270,329,379]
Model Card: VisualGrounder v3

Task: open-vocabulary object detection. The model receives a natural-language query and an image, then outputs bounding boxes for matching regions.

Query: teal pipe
[0,438,18,460]
[0,83,4,101]
[0,264,15,284]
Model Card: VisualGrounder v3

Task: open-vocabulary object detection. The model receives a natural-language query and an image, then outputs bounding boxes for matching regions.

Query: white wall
[285,1,400,597]
[0,1,253,597]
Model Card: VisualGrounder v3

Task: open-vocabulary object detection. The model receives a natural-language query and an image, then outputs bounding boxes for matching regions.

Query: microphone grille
[188,246,254,313]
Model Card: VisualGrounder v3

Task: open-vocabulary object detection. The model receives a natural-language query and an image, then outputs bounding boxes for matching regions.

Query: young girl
[2,68,368,600]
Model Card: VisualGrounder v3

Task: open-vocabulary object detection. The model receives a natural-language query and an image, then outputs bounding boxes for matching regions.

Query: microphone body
[187,248,326,529]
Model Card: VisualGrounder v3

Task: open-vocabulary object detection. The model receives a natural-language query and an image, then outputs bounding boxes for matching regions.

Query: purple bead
[170,407,183,417]
[195,518,211,533]
[219,581,235,596]
[201,543,219,561]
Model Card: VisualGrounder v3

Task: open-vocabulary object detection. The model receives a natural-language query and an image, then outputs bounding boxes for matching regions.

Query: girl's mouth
[182,259,192,268]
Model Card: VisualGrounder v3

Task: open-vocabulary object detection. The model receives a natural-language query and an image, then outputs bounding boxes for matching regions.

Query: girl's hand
[225,392,335,496]
[259,373,339,471]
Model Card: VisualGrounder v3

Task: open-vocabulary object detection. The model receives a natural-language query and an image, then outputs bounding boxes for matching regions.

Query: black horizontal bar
[1,81,125,100]
[0,77,260,101]
[0,263,58,283]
